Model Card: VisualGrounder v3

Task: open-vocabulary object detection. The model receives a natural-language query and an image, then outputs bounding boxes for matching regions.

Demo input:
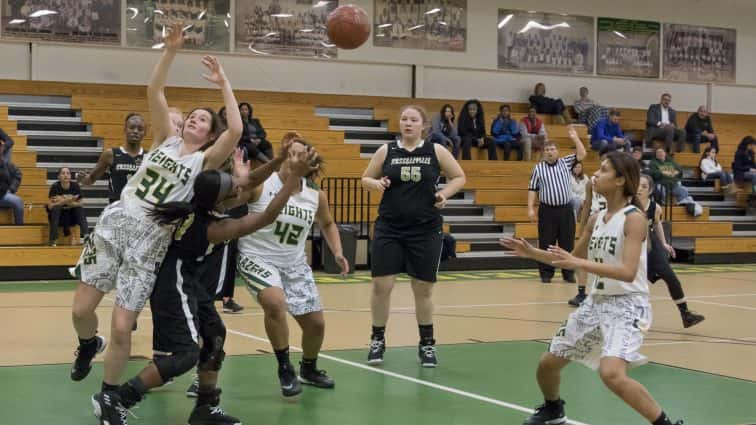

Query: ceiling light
[127,7,138,19]
[197,10,206,20]
[300,28,314,32]
[321,41,336,48]
[248,44,271,55]
[313,1,330,7]
[29,9,58,18]
[271,13,293,18]
[424,8,441,15]
[378,23,392,28]
[8,19,26,24]
[518,20,570,33]
[152,42,165,49]
[154,9,164,15]
[408,24,425,31]
[613,30,627,39]
[497,14,513,29]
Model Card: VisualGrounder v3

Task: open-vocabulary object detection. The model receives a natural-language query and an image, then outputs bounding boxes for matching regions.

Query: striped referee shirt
[528,153,577,206]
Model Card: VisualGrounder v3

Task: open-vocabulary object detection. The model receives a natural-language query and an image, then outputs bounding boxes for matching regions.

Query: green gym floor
[1,264,755,425]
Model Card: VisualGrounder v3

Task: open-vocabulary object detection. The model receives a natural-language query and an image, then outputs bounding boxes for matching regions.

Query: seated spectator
[732,136,756,192]
[569,161,589,219]
[631,147,649,173]
[490,104,522,161]
[430,104,461,158]
[649,148,700,215]
[590,109,632,152]
[0,128,13,164]
[572,86,609,131]
[529,82,571,124]
[239,102,274,163]
[47,167,88,246]
[519,107,548,161]
[699,147,734,193]
[645,93,686,153]
[457,99,490,160]
[685,106,719,153]
[0,139,23,225]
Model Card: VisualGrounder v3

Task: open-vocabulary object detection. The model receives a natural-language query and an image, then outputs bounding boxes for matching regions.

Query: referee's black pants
[537,204,575,280]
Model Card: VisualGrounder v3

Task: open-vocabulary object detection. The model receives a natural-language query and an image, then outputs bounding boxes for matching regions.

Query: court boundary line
[225,328,592,425]
[688,300,756,312]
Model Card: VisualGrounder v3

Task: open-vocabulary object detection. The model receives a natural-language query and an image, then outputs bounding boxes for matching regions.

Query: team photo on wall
[373,0,466,51]
[597,17,660,78]
[663,23,736,83]
[1,0,120,44]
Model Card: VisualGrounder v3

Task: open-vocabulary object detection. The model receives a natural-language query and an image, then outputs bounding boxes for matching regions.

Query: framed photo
[663,23,736,83]
[597,17,660,78]
[1,0,121,45]
[125,0,230,51]
[497,9,593,75]
[235,0,338,58]
[373,0,466,51]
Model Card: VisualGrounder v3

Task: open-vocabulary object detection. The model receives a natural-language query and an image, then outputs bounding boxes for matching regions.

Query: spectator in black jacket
[645,93,686,153]
[529,82,571,124]
[732,136,756,192]
[239,102,274,163]
[47,167,88,246]
[0,127,13,164]
[0,139,23,225]
[685,106,719,153]
[457,99,490,160]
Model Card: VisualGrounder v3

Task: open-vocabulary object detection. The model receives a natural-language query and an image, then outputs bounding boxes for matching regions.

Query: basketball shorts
[73,202,171,312]
[198,241,237,300]
[371,221,444,283]
[548,294,652,370]
[238,253,322,316]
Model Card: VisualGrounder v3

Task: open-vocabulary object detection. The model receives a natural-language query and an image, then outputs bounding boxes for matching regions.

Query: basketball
[327,4,370,50]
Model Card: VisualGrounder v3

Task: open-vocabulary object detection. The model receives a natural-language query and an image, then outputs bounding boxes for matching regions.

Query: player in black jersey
[361,105,466,368]
[78,113,146,203]
[638,174,705,328]
[92,147,318,425]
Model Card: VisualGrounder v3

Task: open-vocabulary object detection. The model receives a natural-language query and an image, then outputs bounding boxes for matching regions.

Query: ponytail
[147,201,195,226]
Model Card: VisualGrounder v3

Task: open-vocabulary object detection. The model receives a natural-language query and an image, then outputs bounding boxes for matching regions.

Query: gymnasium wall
[1,0,755,112]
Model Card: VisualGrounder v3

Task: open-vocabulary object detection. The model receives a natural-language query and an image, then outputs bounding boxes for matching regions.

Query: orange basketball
[326,4,370,50]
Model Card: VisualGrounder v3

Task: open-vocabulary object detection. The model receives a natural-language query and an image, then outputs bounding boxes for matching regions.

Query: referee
[527,126,586,283]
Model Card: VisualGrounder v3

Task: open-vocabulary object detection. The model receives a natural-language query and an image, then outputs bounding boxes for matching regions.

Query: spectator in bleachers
[573,87,596,121]
[239,102,274,163]
[699,147,734,192]
[457,99,489,160]
[590,109,632,153]
[490,104,522,161]
[732,136,756,192]
[649,148,699,214]
[645,93,686,153]
[430,104,461,158]
[632,146,649,173]
[0,139,23,225]
[529,82,571,125]
[218,106,228,128]
[47,167,88,246]
[685,106,719,153]
[0,128,13,164]
[569,161,588,220]
[520,106,547,161]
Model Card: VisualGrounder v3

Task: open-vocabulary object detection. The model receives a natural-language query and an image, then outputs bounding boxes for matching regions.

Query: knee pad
[153,350,199,382]
[198,320,226,372]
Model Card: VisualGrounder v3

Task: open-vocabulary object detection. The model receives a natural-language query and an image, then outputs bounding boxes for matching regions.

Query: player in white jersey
[237,138,349,398]
[502,152,683,425]
[69,23,244,406]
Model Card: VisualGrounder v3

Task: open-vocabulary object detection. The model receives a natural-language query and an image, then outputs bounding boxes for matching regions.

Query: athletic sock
[676,302,689,314]
[301,357,317,371]
[371,325,386,341]
[274,347,291,368]
[577,285,586,296]
[652,411,672,425]
[418,324,434,346]
[115,377,147,408]
[544,398,562,409]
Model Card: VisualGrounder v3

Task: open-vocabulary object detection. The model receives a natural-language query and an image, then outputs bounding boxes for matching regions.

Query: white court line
[687,300,756,312]
[226,328,592,425]
[644,337,756,347]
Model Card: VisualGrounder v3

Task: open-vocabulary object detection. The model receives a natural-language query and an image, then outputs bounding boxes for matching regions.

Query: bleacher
[0,79,754,279]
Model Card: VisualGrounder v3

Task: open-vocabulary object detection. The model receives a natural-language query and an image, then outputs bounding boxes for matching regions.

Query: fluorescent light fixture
[8,19,26,24]
[127,7,139,19]
[161,25,166,38]
[613,30,627,39]
[518,20,570,33]
[424,8,441,15]
[144,16,151,23]
[152,42,165,49]
[313,1,330,7]
[127,28,137,31]
[299,28,314,32]
[376,33,385,37]
[197,10,206,20]
[263,32,278,38]
[527,10,536,13]
[497,14,513,29]
[378,23,392,28]
[154,9,164,15]
[320,41,336,48]
[227,13,231,18]
[438,21,448,26]
[408,24,425,31]
[29,9,58,18]
[248,44,271,55]
[182,24,194,32]
[271,13,293,18]
[224,19,229,28]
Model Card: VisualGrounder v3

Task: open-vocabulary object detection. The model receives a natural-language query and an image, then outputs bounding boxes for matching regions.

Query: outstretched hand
[232,147,251,190]
[164,23,185,51]
[567,125,579,141]
[279,131,302,158]
[289,147,320,177]
[201,55,228,87]
[547,245,581,270]
[335,253,350,276]
[499,237,534,258]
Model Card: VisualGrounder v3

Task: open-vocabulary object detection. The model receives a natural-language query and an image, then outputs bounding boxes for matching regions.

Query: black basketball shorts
[371,221,444,283]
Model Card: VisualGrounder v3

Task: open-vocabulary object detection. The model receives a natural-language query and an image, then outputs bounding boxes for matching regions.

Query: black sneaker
[418,342,437,368]
[299,363,335,388]
[222,299,244,314]
[522,400,566,425]
[186,374,199,398]
[567,292,586,307]
[682,311,705,328]
[367,338,386,365]
[71,335,107,381]
[541,277,552,284]
[92,391,132,425]
[278,362,302,398]
[188,404,242,425]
